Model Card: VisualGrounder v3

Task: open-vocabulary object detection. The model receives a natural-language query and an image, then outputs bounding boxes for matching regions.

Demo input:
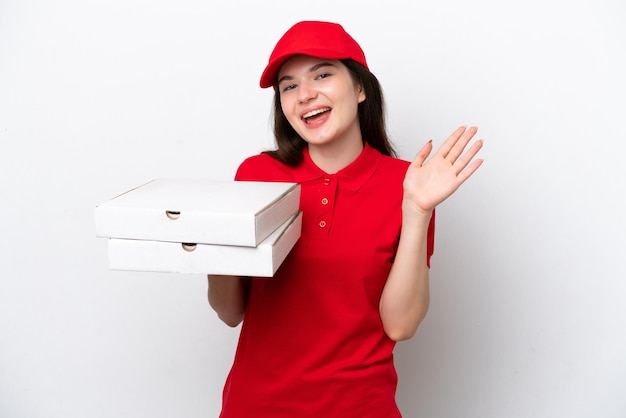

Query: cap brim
[259,49,355,88]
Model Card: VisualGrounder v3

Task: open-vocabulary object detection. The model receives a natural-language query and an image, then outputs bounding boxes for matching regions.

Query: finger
[456,158,484,185]
[409,140,433,168]
[433,125,467,159]
[452,139,484,175]
[444,126,478,163]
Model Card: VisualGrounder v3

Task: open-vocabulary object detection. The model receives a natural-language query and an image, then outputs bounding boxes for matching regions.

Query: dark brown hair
[263,59,397,166]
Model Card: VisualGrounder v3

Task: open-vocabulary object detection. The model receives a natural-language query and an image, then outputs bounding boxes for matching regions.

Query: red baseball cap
[259,21,368,88]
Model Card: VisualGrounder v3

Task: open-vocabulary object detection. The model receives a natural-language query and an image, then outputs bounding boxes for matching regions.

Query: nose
[297,80,317,103]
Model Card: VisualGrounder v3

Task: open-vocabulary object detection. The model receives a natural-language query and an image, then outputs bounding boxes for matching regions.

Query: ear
[357,85,366,103]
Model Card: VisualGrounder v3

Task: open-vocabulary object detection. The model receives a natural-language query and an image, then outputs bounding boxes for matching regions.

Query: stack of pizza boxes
[95,179,302,277]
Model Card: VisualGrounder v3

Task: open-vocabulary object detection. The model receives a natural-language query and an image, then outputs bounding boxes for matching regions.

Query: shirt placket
[313,176,336,238]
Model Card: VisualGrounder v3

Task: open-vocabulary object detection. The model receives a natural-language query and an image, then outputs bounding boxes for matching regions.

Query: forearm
[207,275,250,327]
[379,204,432,341]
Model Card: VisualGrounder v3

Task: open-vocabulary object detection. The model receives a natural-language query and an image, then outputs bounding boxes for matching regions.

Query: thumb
[410,140,433,168]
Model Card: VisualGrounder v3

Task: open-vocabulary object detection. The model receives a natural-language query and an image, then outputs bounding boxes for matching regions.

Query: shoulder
[377,153,411,177]
[235,153,295,182]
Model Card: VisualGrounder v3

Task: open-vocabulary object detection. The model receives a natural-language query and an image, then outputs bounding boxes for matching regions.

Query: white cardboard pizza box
[95,179,300,247]
[106,211,302,277]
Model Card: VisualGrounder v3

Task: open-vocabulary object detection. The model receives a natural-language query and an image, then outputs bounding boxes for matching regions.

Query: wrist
[401,198,433,221]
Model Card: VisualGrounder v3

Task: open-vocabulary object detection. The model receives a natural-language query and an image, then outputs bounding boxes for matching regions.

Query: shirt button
[323,178,331,185]
[321,197,329,205]
[319,220,327,228]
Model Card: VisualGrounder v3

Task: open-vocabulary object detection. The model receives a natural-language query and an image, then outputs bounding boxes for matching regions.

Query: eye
[316,73,331,80]
[281,83,297,93]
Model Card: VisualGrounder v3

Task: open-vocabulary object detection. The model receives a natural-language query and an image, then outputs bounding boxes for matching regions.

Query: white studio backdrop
[1,0,625,417]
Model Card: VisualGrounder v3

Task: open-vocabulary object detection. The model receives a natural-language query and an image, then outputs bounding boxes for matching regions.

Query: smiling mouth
[302,107,331,123]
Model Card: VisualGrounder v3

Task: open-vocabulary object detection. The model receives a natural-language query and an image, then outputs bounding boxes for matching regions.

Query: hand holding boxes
[95,179,301,277]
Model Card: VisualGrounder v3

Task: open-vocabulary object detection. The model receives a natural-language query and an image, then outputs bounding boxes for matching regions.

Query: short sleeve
[427,209,435,268]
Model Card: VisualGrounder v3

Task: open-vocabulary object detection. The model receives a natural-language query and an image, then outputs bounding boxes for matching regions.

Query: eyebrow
[277,61,337,85]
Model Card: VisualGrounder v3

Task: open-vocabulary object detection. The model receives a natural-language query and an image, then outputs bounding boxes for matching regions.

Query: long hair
[264,59,396,166]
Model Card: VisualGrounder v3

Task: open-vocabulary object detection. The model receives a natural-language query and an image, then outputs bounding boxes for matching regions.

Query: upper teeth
[303,108,330,119]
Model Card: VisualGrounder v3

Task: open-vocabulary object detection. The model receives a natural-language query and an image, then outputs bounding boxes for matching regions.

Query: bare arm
[379,206,432,341]
[207,275,250,327]
[380,126,483,341]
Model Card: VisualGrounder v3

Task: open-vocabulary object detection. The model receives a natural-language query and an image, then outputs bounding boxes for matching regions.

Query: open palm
[403,126,484,214]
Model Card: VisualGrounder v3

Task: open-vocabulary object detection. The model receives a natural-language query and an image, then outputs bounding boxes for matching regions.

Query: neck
[307,139,364,174]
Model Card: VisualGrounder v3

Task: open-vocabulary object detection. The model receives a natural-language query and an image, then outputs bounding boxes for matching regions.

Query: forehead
[278,55,343,78]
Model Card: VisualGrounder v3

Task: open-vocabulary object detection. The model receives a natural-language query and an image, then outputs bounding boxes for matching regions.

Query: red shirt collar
[291,142,382,192]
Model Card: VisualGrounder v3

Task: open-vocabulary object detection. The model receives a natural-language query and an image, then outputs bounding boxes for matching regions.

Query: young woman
[208,21,483,417]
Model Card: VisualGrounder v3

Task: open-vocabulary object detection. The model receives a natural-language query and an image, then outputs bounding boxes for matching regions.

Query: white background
[1,0,625,417]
